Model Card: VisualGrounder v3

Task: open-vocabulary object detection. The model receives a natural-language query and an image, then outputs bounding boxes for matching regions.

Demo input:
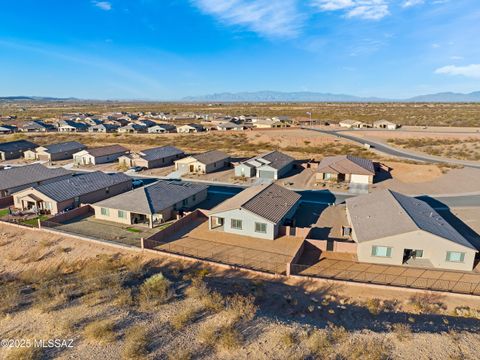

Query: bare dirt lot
[1,222,480,360]
[345,129,480,162]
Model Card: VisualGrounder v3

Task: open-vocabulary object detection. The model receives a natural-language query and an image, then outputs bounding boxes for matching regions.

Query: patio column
[149,215,153,229]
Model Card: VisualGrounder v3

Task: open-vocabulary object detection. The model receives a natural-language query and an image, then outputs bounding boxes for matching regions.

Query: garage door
[350,174,370,184]
[258,170,275,179]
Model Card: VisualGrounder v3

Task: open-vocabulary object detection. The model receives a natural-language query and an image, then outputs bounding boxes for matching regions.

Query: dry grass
[83,319,116,343]
[198,322,219,347]
[224,294,257,324]
[342,337,392,360]
[392,323,413,341]
[409,293,446,314]
[139,273,173,308]
[122,326,149,360]
[4,346,42,360]
[170,304,199,330]
[216,326,243,352]
[305,330,333,357]
[0,283,21,316]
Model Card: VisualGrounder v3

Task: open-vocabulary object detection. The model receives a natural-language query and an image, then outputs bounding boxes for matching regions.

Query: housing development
[2,0,480,357]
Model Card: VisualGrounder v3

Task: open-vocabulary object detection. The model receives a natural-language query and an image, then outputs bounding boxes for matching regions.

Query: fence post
[37,218,42,229]
[140,237,144,250]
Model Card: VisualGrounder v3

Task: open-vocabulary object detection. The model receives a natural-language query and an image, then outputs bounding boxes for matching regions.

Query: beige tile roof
[346,189,475,249]
[317,155,375,176]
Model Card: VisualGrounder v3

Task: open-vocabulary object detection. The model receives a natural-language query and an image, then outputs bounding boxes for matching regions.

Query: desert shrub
[34,281,71,312]
[170,304,199,330]
[276,328,297,348]
[326,324,348,345]
[185,278,224,313]
[5,346,42,360]
[122,326,149,360]
[139,273,173,308]
[305,330,333,356]
[168,349,191,360]
[366,298,383,315]
[217,326,242,351]
[392,323,413,341]
[344,337,392,360]
[225,294,257,324]
[198,322,219,346]
[84,319,116,343]
[0,283,21,315]
[409,293,446,314]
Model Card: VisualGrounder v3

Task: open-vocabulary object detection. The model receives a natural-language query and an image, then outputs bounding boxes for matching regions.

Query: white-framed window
[231,219,242,230]
[101,208,109,216]
[371,246,392,257]
[255,222,267,233]
[118,210,126,218]
[446,251,465,263]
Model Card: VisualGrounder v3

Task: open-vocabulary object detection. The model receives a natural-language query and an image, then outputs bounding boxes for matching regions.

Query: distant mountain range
[0,96,79,102]
[182,91,480,103]
[2,91,480,103]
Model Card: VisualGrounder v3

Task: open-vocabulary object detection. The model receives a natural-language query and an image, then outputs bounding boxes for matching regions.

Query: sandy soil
[374,166,480,195]
[1,223,480,359]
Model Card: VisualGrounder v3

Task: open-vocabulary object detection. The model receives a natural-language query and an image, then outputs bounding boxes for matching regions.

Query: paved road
[303,127,480,169]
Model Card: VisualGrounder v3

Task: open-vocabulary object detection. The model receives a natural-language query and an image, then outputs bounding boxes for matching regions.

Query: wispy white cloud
[402,0,424,8]
[191,0,303,38]
[92,1,112,11]
[311,0,389,20]
[435,64,480,79]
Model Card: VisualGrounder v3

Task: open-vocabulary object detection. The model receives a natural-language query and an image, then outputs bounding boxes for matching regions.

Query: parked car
[128,166,144,173]
[132,179,144,188]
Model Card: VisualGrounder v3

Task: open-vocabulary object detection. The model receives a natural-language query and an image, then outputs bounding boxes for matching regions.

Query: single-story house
[88,124,119,133]
[338,120,370,128]
[73,145,129,166]
[0,140,38,160]
[93,180,208,228]
[147,124,177,133]
[119,146,184,169]
[373,120,400,130]
[0,125,18,134]
[57,120,89,132]
[346,190,477,271]
[174,150,230,174]
[0,163,73,198]
[21,120,55,132]
[118,123,147,133]
[234,151,295,180]
[13,171,132,215]
[177,124,205,133]
[216,122,245,131]
[136,119,157,128]
[24,141,86,161]
[208,183,301,240]
[316,155,375,185]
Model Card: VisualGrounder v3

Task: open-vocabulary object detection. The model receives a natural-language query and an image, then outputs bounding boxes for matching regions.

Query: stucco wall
[210,208,276,240]
[356,230,476,271]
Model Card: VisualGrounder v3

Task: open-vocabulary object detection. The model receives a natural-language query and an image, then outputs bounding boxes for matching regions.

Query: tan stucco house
[208,183,301,240]
[24,141,86,161]
[346,190,478,271]
[119,146,185,169]
[13,172,132,214]
[93,180,208,228]
[316,155,375,185]
[174,150,230,174]
[73,145,129,166]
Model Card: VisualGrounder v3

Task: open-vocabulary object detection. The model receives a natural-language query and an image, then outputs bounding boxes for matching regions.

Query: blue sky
[0,0,479,99]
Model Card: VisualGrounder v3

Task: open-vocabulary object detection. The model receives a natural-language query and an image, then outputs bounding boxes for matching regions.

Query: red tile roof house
[316,155,375,185]
[73,145,129,166]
